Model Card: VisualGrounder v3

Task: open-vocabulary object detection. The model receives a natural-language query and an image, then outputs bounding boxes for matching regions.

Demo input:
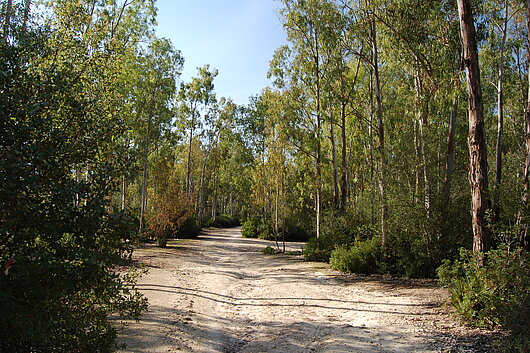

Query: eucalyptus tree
[518,0,530,249]
[457,0,491,254]
[134,37,183,232]
[273,0,345,238]
[177,65,217,199]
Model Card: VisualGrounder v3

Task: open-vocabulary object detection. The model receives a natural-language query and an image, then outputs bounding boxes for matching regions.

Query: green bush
[262,246,276,255]
[386,230,440,278]
[241,216,274,239]
[303,222,375,263]
[330,238,382,274]
[241,217,260,238]
[437,247,530,352]
[304,231,353,262]
[208,214,240,228]
[282,215,311,241]
[176,216,202,238]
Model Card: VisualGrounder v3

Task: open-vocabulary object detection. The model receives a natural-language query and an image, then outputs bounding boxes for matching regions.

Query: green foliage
[241,216,272,238]
[282,214,311,241]
[303,221,377,263]
[241,217,260,238]
[262,246,277,255]
[208,214,240,228]
[304,231,352,262]
[438,247,530,352]
[176,217,202,239]
[329,238,382,274]
[0,3,151,351]
[385,229,441,278]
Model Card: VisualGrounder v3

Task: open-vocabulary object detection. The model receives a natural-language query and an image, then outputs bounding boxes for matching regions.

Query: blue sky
[155,0,287,106]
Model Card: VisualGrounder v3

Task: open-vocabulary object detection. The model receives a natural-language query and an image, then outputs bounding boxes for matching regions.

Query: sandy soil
[117,227,497,353]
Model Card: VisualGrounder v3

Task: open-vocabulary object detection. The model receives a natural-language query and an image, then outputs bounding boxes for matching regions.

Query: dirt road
[118,227,494,353]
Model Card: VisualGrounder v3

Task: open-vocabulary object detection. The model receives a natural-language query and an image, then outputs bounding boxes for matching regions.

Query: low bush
[208,214,240,228]
[437,247,530,352]
[329,237,382,274]
[242,217,259,238]
[262,246,276,255]
[303,223,375,263]
[241,216,273,239]
[304,231,353,262]
[176,216,201,238]
[282,215,311,242]
[148,192,191,247]
[386,231,440,278]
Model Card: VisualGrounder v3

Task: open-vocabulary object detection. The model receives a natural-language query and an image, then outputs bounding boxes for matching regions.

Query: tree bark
[121,175,127,210]
[340,99,349,210]
[517,0,530,250]
[186,110,196,197]
[23,0,31,32]
[493,0,509,220]
[330,110,340,207]
[441,98,458,235]
[457,0,491,254]
[415,72,431,218]
[371,18,387,246]
[368,70,375,224]
[314,24,323,239]
[3,0,13,42]
[139,114,152,233]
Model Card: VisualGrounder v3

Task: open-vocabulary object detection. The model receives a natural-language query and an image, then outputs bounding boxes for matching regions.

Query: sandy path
[117,227,495,353]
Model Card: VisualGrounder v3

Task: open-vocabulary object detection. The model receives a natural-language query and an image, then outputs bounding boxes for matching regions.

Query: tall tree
[178,65,217,198]
[457,0,491,254]
[517,0,530,250]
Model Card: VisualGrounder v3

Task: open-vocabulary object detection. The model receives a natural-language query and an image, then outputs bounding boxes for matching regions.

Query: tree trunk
[493,0,509,220]
[340,100,349,210]
[371,18,387,246]
[441,98,458,235]
[330,111,340,207]
[314,26,322,239]
[368,70,375,224]
[3,0,13,42]
[415,73,431,218]
[186,113,195,197]
[457,0,491,254]
[139,113,152,233]
[413,119,420,204]
[121,175,127,210]
[23,0,31,32]
[517,0,530,250]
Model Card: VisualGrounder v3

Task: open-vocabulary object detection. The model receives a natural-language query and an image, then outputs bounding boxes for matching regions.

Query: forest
[0,0,529,352]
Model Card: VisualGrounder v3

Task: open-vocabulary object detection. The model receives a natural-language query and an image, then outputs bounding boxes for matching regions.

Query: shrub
[304,225,376,262]
[282,215,311,241]
[242,217,260,238]
[208,214,240,228]
[262,246,276,255]
[386,231,440,278]
[330,237,382,274]
[241,216,274,239]
[148,191,192,247]
[437,247,530,352]
[176,216,201,238]
[304,231,353,262]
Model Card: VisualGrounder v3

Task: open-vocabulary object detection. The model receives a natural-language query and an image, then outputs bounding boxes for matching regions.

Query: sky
[155,0,288,106]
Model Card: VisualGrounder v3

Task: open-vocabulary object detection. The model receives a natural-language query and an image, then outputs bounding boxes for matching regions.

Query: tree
[0,1,154,350]
[457,0,491,254]
[517,0,530,250]
[178,65,217,199]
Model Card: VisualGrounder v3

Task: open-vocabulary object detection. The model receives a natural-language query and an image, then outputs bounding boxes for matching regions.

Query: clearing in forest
[118,227,495,353]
